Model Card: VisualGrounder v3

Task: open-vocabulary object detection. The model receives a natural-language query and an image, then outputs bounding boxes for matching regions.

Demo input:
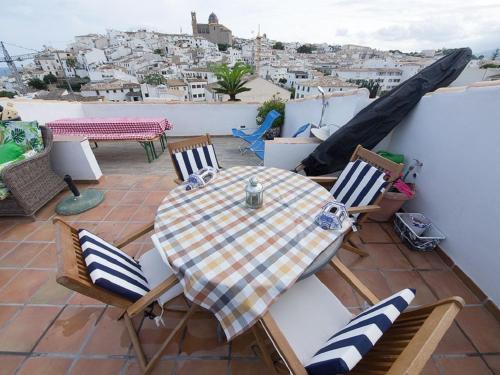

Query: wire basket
[394,213,445,251]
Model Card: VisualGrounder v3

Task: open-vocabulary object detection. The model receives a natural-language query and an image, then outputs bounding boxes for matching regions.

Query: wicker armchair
[0,126,66,217]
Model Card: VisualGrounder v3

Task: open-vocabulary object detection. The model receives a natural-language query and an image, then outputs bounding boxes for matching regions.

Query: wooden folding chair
[54,218,194,375]
[253,257,464,375]
[167,134,221,184]
[300,145,404,257]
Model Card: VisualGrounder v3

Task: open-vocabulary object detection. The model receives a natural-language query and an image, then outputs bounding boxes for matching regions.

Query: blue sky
[1,0,499,57]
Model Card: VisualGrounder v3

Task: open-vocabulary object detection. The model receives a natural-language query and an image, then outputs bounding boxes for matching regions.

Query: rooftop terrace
[1,81,500,374]
[0,173,498,374]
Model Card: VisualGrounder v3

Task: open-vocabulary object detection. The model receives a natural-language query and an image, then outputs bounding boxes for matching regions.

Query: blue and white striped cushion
[330,159,388,209]
[78,230,150,302]
[305,288,416,375]
[173,144,220,181]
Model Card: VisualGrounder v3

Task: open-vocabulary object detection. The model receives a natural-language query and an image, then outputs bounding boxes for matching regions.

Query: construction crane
[0,41,38,95]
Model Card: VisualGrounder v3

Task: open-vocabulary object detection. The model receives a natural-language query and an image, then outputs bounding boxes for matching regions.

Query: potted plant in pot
[257,94,285,139]
[369,159,422,222]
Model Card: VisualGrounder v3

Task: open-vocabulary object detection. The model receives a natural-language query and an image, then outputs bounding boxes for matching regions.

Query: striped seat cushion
[78,230,150,302]
[172,144,220,181]
[305,288,416,375]
[330,159,388,209]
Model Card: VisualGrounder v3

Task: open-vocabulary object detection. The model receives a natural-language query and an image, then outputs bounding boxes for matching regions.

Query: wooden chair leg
[342,241,369,257]
[125,304,197,375]
[252,325,279,375]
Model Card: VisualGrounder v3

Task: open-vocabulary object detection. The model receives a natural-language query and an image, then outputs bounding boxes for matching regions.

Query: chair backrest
[292,123,310,138]
[167,134,220,182]
[350,145,403,183]
[54,218,133,309]
[254,110,281,137]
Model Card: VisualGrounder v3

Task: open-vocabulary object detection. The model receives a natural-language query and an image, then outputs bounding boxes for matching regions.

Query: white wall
[81,102,259,136]
[0,100,84,124]
[282,89,370,137]
[386,82,500,305]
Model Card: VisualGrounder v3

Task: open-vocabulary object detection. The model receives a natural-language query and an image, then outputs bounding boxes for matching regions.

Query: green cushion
[0,121,44,153]
[0,143,24,164]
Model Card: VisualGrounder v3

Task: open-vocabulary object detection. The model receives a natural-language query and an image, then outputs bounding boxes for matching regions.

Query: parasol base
[55,189,104,216]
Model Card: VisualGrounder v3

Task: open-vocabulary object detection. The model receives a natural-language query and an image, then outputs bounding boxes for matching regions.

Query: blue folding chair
[249,139,265,164]
[232,110,281,152]
[292,123,310,137]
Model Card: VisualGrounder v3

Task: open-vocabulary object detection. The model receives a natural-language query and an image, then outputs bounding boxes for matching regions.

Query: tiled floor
[0,175,499,374]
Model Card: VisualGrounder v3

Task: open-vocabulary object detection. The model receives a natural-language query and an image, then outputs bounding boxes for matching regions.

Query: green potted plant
[257,94,285,139]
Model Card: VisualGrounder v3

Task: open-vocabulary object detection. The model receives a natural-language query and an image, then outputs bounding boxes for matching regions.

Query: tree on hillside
[297,44,313,54]
[272,42,284,50]
[153,48,164,55]
[43,73,57,84]
[28,78,47,90]
[0,91,15,98]
[218,44,229,52]
[143,73,166,85]
[348,79,380,98]
[213,62,252,101]
[66,57,77,77]
[492,48,499,60]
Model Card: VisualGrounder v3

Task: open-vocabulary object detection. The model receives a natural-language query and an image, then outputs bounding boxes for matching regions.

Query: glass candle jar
[245,176,263,209]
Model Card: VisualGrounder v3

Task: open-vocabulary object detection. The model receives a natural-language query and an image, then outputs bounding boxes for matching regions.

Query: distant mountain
[0,67,10,77]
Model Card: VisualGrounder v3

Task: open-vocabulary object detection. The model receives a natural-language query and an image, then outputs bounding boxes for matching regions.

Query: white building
[333,67,403,91]
[140,84,187,101]
[187,78,208,101]
[80,80,142,101]
[206,76,290,103]
[36,49,77,78]
[294,76,358,99]
[183,68,218,83]
[88,65,138,83]
[76,48,107,71]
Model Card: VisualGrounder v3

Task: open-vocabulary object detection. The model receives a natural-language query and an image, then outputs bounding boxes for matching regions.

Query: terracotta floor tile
[455,306,500,353]
[420,359,440,375]
[83,307,131,355]
[1,221,44,241]
[28,243,57,268]
[434,322,477,354]
[352,269,392,301]
[119,222,154,243]
[130,205,157,222]
[104,205,139,222]
[131,175,163,191]
[102,190,127,205]
[358,222,393,243]
[25,222,56,242]
[483,355,500,374]
[398,243,448,270]
[340,243,412,270]
[0,355,25,375]
[120,242,143,258]
[381,270,437,306]
[70,358,126,375]
[75,204,114,221]
[0,268,18,290]
[175,360,228,375]
[0,241,16,259]
[155,176,177,191]
[29,274,73,304]
[136,312,184,357]
[123,191,148,205]
[17,357,73,375]
[125,360,175,375]
[316,267,361,307]
[144,191,168,206]
[67,292,105,306]
[435,356,492,374]
[379,221,402,243]
[35,306,104,353]
[181,313,229,356]
[419,270,481,304]
[231,330,258,358]
[230,359,271,374]
[0,242,48,267]
[0,305,20,329]
[34,194,62,220]
[0,222,15,236]
[0,306,61,352]
[0,269,53,303]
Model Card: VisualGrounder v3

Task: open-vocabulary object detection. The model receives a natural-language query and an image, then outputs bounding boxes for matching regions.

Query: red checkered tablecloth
[46,117,173,140]
[154,166,351,340]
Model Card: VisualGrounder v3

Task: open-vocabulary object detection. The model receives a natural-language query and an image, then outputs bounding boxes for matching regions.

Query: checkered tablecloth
[154,166,351,340]
[46,117,172,140]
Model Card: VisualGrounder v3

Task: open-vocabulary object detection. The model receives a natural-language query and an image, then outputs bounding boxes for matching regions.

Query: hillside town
[1,11,499,103]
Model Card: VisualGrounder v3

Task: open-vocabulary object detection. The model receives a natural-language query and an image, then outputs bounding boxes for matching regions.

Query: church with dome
[191,11,233,46]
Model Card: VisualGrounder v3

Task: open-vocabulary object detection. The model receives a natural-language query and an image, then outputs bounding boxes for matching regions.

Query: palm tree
[213,62,252,101]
